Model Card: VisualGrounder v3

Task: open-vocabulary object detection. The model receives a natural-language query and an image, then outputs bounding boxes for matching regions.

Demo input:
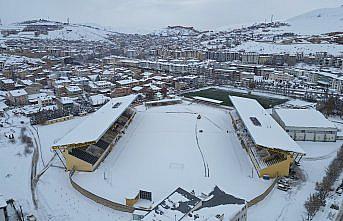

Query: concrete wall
[247,178,279,207]
[69,171,135,213]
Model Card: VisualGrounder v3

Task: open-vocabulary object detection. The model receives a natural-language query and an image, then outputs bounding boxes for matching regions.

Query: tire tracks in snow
[195,118,210,178]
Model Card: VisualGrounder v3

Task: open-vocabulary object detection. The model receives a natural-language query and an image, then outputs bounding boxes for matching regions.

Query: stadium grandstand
[52,94,138,172]
[229,96,305,178]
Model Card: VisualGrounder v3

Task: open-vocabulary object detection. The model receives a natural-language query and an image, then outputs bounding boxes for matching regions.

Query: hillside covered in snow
[0,19,118,42]
[285,6,343,35]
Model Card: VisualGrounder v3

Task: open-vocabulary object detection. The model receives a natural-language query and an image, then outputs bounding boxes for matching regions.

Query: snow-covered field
[73,103,271,205]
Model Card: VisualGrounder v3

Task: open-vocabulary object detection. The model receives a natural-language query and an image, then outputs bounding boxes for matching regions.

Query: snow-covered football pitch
[72,102,272,205]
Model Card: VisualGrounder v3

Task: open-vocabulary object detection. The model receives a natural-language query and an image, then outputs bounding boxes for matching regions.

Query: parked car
[278,179,290,187]
[277,184,289,192]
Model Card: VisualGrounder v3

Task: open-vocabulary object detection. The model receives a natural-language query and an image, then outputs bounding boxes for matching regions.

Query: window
[250,117,261,126]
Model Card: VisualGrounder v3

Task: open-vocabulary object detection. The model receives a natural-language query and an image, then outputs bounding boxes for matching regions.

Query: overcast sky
[0,0,342,33]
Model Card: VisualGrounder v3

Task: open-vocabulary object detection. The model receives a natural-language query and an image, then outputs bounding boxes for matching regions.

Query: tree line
[304,145,343,220]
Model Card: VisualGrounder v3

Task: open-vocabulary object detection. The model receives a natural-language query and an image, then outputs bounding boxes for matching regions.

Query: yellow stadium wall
[125,197,139,207]
[62,150,93,172]
[125,191,140,207]
[259,155,292,178]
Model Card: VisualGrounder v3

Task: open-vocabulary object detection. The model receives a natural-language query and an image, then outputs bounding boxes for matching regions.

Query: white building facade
[272,108,338,142]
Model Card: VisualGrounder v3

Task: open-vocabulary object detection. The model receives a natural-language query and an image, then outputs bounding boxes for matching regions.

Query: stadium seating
[95,139,110,150]
[70,148,99,165]
[86,145,104,158]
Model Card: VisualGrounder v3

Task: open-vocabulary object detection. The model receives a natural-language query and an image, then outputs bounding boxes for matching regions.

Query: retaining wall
[69,171,135,213]
[247,178,278,207]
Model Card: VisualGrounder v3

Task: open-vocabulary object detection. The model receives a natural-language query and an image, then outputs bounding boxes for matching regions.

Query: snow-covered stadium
[51,95,284,220]
[46,92,315,221]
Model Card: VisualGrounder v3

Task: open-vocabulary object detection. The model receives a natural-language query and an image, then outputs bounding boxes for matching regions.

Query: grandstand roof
[230,96,305,155]
[53,94,137,148]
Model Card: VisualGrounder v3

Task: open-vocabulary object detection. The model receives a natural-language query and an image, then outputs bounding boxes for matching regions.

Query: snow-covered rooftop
[281,99,316,109]
[1,79,15,84]
[143,187,202,221]
[65,85,82,92]
[89,94,110,106]
[8,89,27,97]
[117,79,139,86]
[132,86,143,92]
[230,96,305,154]
[273,108,337,130]
[58,97,74,105]
[186,186,246,221]
[53,94,137,148]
